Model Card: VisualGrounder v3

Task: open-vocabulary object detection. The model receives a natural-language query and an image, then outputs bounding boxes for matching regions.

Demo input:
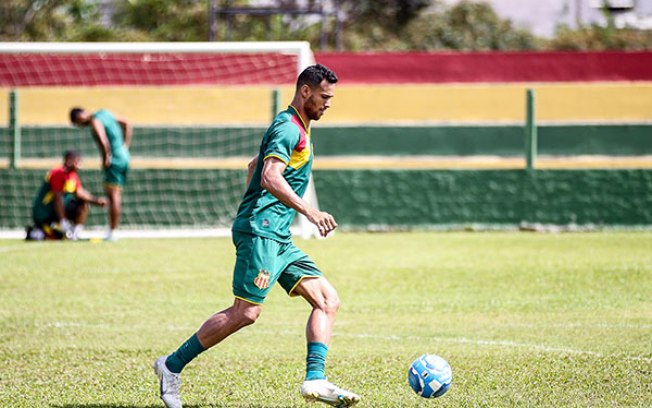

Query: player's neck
[289,104,311,130]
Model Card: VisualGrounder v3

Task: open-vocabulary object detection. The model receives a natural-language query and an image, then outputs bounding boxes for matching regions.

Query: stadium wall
[2,168,651,229]
[313,51,652,83]
[2,83,651,125]
[2,124,652,160]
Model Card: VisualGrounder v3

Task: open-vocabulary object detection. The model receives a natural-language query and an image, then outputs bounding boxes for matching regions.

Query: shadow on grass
[53,405,291,408]
[52,405,162,408]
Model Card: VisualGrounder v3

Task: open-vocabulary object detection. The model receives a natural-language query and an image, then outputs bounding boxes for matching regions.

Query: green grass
[1,232,651,407]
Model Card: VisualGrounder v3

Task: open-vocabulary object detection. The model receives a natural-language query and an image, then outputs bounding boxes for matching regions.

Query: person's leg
[71,201,89,225]
[155,232,273,408]
[293,277,339,378]
[293,277,360,406]
[103,185,121,240]
[155,298,262,408]
[68,199,88,240]
[167,298,262,373]
[103,163,126,240]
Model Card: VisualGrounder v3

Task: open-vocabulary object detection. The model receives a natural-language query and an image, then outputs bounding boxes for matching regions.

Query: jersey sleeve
[263,121,300,165]
[72,172,82,191]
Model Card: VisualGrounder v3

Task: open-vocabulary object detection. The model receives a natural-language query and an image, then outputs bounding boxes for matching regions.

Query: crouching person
[28,150,107,241]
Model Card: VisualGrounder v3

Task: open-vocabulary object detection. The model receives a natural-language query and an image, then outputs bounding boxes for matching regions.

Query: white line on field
[0,245,35,253]
[337,333,652,363]
[36,322,652,363]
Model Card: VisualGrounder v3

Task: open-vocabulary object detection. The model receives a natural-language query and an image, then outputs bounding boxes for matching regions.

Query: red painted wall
[0,53,297,86]
[2,51,650,86]
[315,51,652,84]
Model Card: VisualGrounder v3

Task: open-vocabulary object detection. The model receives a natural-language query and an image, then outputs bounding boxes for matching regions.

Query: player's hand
[103,154,112,168]
[96,197,108,207]
[307,209,337,237]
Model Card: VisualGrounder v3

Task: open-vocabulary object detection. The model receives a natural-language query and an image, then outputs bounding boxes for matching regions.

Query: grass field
[1,232,651,407]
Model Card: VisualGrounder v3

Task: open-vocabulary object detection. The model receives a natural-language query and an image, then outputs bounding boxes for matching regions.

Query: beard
[306,101,324,121]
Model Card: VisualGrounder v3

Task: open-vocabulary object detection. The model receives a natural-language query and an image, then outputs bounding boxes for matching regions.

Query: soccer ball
[408,354,452,398]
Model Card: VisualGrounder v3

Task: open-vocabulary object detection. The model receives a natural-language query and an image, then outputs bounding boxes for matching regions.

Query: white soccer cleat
[301,379,361,407]
[153,355,182,408]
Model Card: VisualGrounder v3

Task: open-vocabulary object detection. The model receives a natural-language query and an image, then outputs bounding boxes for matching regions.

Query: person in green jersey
[69,107,132,241]
[153,64,361,408]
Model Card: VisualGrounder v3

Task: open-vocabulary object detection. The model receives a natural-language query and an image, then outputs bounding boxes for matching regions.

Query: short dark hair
[64,149,81,160]
[69,107,84,123]
[296,64,338,90]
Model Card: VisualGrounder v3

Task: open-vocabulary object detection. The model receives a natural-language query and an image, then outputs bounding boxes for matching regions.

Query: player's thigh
[104,163,128,189]
[291,275,339,310]
[64,197,85,219]
[277,248,325,298]
[231,232,284,304]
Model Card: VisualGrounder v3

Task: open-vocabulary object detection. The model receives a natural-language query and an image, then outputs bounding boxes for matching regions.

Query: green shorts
[231,231,323,304]
[104,161,129,188]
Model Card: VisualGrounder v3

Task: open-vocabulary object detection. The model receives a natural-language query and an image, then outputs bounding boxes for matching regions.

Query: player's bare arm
[117,116,133,148]
[53,192,66,221]
[76,186,108,207]
[261,156,337,237]
[91,119,112,168]
[246,156,258,188]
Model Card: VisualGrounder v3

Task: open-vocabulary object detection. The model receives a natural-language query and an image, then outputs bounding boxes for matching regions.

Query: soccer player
[29,150,107,240]
[69,107,132,241]
[153,64,361,408]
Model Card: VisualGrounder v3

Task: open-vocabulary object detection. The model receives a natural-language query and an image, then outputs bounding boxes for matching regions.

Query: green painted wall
[313,125,652,156]
[2,168,651,230]
[314,169,652,227]
[1,124,651,159]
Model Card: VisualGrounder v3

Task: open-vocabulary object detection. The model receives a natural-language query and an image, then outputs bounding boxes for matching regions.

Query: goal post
[0,41,320,238]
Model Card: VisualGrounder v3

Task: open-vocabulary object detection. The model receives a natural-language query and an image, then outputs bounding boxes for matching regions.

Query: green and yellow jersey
[32,166,81,225]
[232,106,313,243]
[93,109,130,166]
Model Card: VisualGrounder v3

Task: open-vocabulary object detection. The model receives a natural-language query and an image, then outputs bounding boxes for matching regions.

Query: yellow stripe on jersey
[264,154,289,165]
[287,141,311,170]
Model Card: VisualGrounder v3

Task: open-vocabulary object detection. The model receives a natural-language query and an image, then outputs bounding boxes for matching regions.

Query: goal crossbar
[0,41,314,75]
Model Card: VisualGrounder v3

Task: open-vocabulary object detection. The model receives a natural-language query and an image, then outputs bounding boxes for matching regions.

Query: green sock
[165,333,206,374]
[305,341,328,381]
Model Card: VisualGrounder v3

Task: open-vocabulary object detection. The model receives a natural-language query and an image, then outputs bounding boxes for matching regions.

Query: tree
[112,0,208,41]
[340,0,537,51]
[0,0,133,41]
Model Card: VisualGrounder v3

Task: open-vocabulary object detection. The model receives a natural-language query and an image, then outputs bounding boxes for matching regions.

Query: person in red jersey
[28,150,107,240]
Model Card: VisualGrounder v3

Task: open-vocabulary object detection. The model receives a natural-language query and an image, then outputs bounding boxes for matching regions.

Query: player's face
[73,111,89,127]
[304,80,335,121]
[65,156,81,171]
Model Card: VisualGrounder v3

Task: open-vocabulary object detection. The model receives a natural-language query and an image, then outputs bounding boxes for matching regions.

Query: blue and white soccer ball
[408,354,452,398]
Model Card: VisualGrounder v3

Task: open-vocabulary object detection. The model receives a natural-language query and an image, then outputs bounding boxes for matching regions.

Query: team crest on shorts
[254,269,271,289]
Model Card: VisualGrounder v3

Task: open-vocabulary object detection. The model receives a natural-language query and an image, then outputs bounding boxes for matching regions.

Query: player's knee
[238,305,262,326]
[319,292,340,316]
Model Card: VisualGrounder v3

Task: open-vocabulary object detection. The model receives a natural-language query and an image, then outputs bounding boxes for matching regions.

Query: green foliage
[547,24,652,51]
[0,0,82,41]
[339,0,433,28]
[430,1,538,50]
[112,0,209,41]
[342,1,538,51]
[1,232,651,407]
[0,0,649,51]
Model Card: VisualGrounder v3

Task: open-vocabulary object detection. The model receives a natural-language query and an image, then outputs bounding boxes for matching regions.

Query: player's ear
[300,83,312,99]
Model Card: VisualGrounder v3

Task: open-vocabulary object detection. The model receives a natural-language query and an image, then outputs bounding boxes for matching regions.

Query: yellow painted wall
[2,83,651,125]
[0,86,288,126]
[328,83,652,123]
